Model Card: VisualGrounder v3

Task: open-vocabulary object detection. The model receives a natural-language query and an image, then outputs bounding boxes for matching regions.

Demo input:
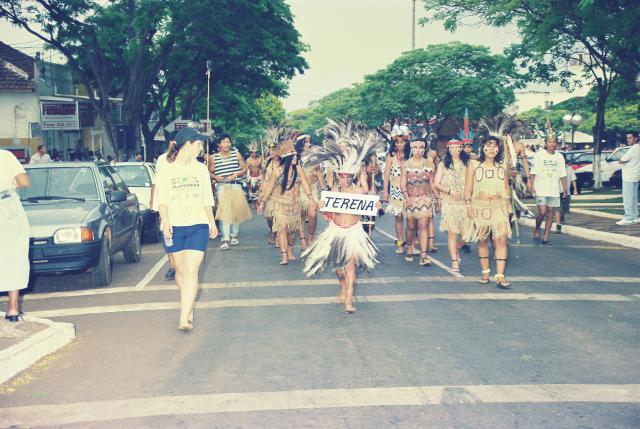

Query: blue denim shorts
[536,196,560,208]
[164,224,209,253]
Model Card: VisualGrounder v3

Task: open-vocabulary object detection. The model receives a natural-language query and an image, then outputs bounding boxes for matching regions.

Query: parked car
[574,148,622,190]
[112,161,161,243]
[18,162,142,286]
[560,149,589,165]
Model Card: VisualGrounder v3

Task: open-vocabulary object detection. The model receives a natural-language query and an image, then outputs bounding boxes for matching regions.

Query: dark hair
[479,135,504,163]
[628,131,639,139]
[387,138,408,160]
[218,134,233,146]
[443,146,470,169]
[166,141,178,162]
[37,144,44,151]
[279,154,298,194]
[294,138,306,155]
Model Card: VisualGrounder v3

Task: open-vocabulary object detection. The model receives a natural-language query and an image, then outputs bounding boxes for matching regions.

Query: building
[0,42,122,160]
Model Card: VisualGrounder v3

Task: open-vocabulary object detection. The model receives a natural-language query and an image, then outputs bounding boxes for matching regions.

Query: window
[18,167,99,201]
[112,165,151,187]
[98,167,118,192]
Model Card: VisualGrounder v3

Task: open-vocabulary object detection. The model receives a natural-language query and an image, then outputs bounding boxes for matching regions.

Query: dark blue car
[18,162,142,286]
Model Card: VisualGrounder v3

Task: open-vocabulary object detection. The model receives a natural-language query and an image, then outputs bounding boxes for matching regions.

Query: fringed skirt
[439,200,469,234]
[464,199,512,242]
[264,196,275,218]
[405,195,435,219]
[272,193,301,232]
[302,221,379,277]
[385,186,404,216]
[216,184,252,224]
[300,184,320,212]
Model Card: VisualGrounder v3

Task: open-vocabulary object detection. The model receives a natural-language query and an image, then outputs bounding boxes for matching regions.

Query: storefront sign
[319,191,379,216]
[41,102,79,130]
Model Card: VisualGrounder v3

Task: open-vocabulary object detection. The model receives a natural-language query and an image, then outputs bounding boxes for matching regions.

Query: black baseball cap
[174,126,209,148]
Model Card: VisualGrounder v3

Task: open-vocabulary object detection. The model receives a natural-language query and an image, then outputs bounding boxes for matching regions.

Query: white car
[112,162,161,243]
[573,147,626,188]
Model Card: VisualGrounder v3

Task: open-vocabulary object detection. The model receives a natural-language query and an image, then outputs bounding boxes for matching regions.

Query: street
[1,213,639,428]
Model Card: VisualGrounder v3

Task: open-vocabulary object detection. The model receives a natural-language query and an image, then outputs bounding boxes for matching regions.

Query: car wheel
[93,237,113,286]
[123,223,142,263]
[144,214,161,244]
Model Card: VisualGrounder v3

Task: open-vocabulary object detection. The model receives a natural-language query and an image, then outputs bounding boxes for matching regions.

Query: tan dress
[404,158,436,219]
[439,161,469,234]
[272,168,302,232]
[465,160,511,241]
[386,155,405,216]
[263,160,278,218]
[299,165,320,211]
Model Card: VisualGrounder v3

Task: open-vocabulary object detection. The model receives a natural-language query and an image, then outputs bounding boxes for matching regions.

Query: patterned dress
[386,155,405,216]
[464,160,512,241]
[439,161,469,234]
[404,158,436,219]
[272,168,302,233]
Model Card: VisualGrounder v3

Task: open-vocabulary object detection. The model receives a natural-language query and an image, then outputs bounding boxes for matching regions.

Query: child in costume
[301,119,384,313]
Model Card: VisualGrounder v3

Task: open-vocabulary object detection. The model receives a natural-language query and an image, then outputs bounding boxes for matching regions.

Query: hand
[308,201,317,212]
[436,199,442,212]
[163,223,173,240]
[257,202,264,214]
[466,206,476,219]
[318,199,326,209]
[406,200,413,209]
[573,191,579,196]
[374,201,382,209]
[382,191,389,202]
[450,190,462,199]
[209,223,218,239]
[530,185,536,197]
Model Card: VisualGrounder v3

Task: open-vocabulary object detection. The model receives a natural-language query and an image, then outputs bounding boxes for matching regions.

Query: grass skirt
[300,184,320,212]
[439,200,469,234]
[264,197,275,218]
[463,200,512,242]
[216,185,252,224]
[272,194,301,232]
[302,221,379,277]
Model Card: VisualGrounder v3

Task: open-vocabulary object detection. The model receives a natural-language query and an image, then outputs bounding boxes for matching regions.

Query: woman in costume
[302,120,383,313]
[258,130,317,265]
[209,134,251,250]
[382,133,408,254]
[258,143,279,245]
[296,134,326,249]
[434,139,470,272]
[464,136,512,288]
[401,139,439,266]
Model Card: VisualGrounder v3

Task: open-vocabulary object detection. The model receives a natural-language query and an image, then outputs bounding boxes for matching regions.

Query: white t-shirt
[620,144,640,182]
[0,149,26,192]
[532,151,566,197]
[30,153,51,164]
[155,153,169,173]
[154,159,214,227]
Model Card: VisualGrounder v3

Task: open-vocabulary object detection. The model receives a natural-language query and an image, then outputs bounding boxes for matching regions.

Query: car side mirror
[109,190,128,203]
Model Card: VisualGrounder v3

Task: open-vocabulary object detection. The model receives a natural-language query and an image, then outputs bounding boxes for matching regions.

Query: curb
[0,316,75,385]
[519,218,640,250]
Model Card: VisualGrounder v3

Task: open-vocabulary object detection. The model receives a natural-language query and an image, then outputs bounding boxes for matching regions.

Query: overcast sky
[283,0,520,112]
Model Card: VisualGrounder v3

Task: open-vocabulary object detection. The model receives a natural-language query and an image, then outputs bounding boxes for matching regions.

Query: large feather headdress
[303,119,385,175]
[247,142,260,154]
[265,126,297,158]
[477,114,530,141]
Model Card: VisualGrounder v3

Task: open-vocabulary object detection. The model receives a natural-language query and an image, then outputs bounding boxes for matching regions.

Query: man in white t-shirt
[151,143,176,280]
[30,145,52,164]
[617,131,640,225]
[530,137,567,244]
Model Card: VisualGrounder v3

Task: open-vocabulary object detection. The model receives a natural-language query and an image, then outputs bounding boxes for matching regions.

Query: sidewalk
[0,315,75,385]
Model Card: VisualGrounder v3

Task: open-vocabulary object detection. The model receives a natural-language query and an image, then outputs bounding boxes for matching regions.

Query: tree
[357,43,521,130]
[287,86,363,135]
[421,0,639,187]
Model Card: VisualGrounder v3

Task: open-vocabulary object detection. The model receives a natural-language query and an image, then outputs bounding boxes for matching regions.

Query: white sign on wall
[319,191,380,216]
[41,102,79,131]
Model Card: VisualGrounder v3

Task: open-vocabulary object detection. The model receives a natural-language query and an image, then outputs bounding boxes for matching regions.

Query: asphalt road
[1,211,639,428]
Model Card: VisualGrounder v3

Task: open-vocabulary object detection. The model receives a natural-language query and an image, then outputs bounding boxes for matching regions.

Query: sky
[282,0,521,112]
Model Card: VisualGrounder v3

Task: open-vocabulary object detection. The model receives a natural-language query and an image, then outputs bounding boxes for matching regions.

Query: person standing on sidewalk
[155,127,218,331]
[616,131,640,225]
[0,149,31,322]
[530,137,567,244]
[30,145,51,164]
[209,134,251,250]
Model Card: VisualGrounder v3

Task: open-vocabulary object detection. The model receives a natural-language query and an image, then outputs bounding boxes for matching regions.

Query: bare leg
[278,230,288,264]
[493,235,511,288]
[428,221,438,252]
[448,231,460,270]
[534,205,547,238]
[543,207,556,241]
[418,217,429,254]
[287,231,296,260]
[307,205,318,242]
[395,214,404,243]
[343,260,357,313]
[477,238,491,283]
[172,250,204,330]
[336,268,347,303]
[405,218,417,260]
[6,290,20,315]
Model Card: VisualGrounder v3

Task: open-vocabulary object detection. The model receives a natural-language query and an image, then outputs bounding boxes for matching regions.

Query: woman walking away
[0,149,30,322]
[382,133,409,254]
[302,120,383,313]
[259,143,280,244]
[401,140,439,266]
[464,136,512,289]
[258,129,317,265]
[209,134,251,250]
[434,139,470,272]
[156,127,218,331]
[296,134,326,249]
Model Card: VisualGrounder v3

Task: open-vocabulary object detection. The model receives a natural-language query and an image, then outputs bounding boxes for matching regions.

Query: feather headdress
[265,126,297,157]
[477,114,530,141]
[303,119,385,175]
[247,142,260,154]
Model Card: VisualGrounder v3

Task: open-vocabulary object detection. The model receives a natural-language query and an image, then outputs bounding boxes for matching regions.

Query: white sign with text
[319,191,379,216]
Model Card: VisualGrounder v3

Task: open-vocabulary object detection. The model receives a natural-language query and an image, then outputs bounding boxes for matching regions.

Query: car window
[113,165,151,187]
[104,166,128,192]
[18,167,99,200]
[575,153,594,163]
[98,167,118,192]
[606,147,628,162]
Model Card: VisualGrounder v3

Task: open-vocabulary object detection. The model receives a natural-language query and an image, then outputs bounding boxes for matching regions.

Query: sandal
[220,241,230,250]
[4,312,24,323]
[495,274,511,289]
[300,237,308,251]
[404,247,414,262]
[428,236,438,253]
[279,251,289,265]
[395,240,405,254]
[419,253,432,266]
[477,256,490,284]
[178,322,194,331]
[451,259,460,272]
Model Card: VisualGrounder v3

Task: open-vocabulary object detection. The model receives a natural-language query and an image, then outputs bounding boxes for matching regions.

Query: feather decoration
[477,114,530,141]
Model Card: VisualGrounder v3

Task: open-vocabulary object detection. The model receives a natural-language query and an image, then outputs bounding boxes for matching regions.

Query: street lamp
[562,113,583,149]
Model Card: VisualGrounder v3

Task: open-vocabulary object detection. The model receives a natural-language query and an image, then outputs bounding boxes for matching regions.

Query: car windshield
[573,153,594,164]
[606,147,628,162]
[18,167,99,202]
[113,165,151,187]
[564,152,587,163]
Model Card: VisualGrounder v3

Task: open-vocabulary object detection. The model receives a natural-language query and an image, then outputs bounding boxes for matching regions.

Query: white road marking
[375,227,465,278]
[133,255,167,290]
[3,384,640,426]
[25,292,637,318]
[4,276,640,302]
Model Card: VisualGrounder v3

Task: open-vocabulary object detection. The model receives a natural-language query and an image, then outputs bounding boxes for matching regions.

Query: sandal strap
[478,256,489,259]
[495,258,508,261]
[481,269,491,274]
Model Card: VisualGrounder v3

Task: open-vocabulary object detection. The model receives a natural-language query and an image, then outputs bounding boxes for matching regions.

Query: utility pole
[411,0,416,50]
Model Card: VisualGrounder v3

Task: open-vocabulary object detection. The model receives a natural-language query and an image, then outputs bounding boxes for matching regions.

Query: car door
[98,166,127,251]
[105,166,138,247]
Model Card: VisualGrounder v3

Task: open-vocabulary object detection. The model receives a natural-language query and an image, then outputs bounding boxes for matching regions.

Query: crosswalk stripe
[24,292,638,318]
[3,384,640,426]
